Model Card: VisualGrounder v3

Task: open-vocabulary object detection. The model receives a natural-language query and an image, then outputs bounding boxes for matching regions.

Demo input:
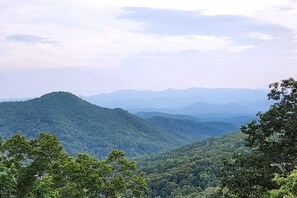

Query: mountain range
[0,91,242,159]
[85,87,268,106]
[0,92,187,158]
[0,91,257,197]
[82,88,272,118]
[1,88,272,117]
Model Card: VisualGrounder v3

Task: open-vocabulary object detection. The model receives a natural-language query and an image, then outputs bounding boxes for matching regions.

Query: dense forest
[136,111,255,126]
[147,116,238,141]
[137,78,297,197]
[0,92,187,158]
[1,78,296,197]
[0,92,238,159]
[138,132,244,197]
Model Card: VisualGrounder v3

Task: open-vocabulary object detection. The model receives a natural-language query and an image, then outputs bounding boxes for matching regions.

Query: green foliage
[269,167,297,198]
[0,162,17,197]
[28,175,59,198]
[182,187,222,198]
[221,150,276,197]
[1,133,63,198]
[0,133,147,198]
[138,132,244,197]
[221,78,297,197]
[0,92,185,158]
[50,151,147,198]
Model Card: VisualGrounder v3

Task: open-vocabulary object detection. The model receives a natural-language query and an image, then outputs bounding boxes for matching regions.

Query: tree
[0,162,17,197]
[0,133,147,198]
[221,78,297,197]
[104,150,147,197]
[1,133,63,198]
[50,150,147,198]
[269,167,297,198]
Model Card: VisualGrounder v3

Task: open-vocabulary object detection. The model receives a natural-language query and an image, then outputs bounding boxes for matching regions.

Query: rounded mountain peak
[39,91,79,100]
[32,91,88,107]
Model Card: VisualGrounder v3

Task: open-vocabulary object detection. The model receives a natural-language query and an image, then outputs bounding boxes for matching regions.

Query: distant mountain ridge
[1,88,271,115]
[84,88,271,115]
[0,92,187,158]
[165,100,271,115]
[0,97,31,102]
[137,111,256,128]
[85,87,268,108]
[135,111,200,120]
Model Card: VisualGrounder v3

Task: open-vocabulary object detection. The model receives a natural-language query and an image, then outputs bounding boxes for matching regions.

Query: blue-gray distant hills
[84,88,272,118]
[85,88,268,108]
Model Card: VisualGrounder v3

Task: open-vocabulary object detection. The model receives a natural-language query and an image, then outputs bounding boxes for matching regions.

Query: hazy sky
[1,0,297,98]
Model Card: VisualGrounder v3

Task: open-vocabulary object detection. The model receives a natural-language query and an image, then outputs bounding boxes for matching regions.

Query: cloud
[117,7,296,54]
[249,32,274,40]
[0,0,296,98]
[118,7,294,40]
[6,34,59,44]
[273,6,296,11]
[77,0,295,17]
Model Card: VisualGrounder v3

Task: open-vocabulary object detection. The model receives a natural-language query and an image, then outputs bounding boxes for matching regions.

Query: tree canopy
[138,132,244,197]
[0,133,147,198]
[221,78,297,197]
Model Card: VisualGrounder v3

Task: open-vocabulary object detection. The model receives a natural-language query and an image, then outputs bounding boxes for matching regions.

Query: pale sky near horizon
[0,0,297,98]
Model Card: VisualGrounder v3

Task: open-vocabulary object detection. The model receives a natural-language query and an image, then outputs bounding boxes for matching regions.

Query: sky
[0,0,297,98]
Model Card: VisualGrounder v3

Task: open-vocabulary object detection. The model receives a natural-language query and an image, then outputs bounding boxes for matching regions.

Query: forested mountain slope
[0,92,185,158]
[137,111,256,127]
[138,132,245,197]
[147,116,238,142]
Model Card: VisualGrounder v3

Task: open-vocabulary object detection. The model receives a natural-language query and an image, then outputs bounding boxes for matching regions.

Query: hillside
[138,132,245,197]
[175,102,251,115]
[147,116,238,142]
[136,111,256,127]
[0,92,186,158]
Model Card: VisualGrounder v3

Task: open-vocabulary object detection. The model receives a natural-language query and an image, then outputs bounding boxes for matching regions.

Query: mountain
[147,116,238,142]
[138,132,245,197]
[0,97,30,102]
[0,92,186,158]
[131,100,271,115]
[135,111,200,121]
[176,102,251,114]
[137,111,256,127]
[85,88,268,110]
[84,88,271,122]
[175,100,272,115]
